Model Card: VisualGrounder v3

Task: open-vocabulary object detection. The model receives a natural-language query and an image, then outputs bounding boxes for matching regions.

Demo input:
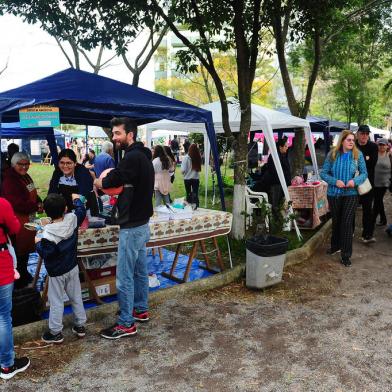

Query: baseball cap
[357,124,370,133]
[376,138,388,145]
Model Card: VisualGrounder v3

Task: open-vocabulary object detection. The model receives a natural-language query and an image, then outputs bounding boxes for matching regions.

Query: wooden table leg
[78,258,103,305]
[158,247,163,262]
[161,244,182,282]
[199,239,219,274]
[213,237,225,271]
[183,241,199,282]
[199,240,212,269]
[40,276,49,312]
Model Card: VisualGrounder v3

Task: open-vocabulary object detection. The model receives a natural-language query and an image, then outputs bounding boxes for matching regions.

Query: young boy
[36,193,87,343]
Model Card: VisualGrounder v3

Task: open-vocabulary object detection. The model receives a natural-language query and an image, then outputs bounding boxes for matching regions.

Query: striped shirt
[320,150,368,197]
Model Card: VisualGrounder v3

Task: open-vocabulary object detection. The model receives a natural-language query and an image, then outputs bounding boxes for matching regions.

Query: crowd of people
[0,118,205,379]
[251,124,388,267]
[1,117,389,380]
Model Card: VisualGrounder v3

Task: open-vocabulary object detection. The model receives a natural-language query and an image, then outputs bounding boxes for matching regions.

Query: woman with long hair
[164,146,176,184]
[373,138,392,226]
[181,143,201,208]
[49,149,98,215]
[152,145,173,206]
[320,130,368,267]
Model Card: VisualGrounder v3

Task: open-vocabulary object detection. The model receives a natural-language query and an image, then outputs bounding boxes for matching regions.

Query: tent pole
[204,118,225,211]
[85,125,88,160]
[304,126,319,178]
[203,133,210,208]
[147,129,152,149]
[264,123,302,240]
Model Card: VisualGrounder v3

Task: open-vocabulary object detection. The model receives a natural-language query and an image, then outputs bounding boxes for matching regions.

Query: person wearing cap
[355,125,378,243]
[373,138,392,226]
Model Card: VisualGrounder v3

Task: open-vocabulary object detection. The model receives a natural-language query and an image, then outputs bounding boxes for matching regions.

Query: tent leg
[226,235,233,269]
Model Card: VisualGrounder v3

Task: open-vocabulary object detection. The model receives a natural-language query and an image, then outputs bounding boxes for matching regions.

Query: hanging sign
[19,106,60,128]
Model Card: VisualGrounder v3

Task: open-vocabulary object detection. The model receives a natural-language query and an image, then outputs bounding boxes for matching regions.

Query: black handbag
[111,184,134,225]
[12,287,42,326]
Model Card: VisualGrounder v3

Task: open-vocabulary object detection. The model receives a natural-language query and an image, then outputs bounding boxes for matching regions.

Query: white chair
[245,186,269,229]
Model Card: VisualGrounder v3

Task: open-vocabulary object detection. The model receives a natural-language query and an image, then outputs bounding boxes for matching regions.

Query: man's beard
[116,140,129,150]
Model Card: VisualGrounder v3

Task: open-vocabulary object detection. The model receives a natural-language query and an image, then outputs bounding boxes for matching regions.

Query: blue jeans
[0,283,14,368]
[117,224,150,327]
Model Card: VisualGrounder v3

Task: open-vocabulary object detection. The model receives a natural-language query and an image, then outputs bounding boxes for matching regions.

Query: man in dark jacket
[36,193,87,344]
[355,124,378,243]
[94,117,154,340]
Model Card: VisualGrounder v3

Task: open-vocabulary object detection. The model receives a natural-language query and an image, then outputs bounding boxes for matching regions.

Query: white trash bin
[246,235,289,289]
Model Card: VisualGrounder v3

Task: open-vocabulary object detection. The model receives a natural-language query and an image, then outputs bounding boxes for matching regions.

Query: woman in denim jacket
[321,130,368,266]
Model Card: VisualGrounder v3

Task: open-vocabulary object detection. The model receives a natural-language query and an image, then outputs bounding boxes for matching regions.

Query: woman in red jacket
[0,197,30,380]
[1,152,41,288]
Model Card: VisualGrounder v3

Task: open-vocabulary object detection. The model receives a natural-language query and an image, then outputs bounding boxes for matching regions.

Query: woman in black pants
[373,138,391,226]
[320,130,368,267]
[181,143,201,208]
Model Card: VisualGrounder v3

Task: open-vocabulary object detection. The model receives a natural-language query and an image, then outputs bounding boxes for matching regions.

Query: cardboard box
[86,266,116,280]
[81,276,117,300]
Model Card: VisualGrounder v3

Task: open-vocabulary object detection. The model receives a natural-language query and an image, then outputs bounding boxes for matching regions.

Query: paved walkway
[3,199,392,391]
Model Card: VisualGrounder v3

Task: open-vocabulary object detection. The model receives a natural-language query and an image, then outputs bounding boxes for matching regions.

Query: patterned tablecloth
[288,182,329,228]
[77,208,233,257]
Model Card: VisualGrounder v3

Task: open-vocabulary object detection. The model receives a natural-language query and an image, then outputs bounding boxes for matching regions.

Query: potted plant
[245,198,292,289]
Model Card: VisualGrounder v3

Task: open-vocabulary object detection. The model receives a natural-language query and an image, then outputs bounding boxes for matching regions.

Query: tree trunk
[231,129,249,239]
[290,129,306,177]
[132,70,140,86]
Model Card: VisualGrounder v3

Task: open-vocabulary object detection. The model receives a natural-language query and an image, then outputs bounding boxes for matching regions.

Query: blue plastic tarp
[0,68,225,209]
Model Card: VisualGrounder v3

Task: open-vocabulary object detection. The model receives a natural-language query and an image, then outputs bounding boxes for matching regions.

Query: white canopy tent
[147,100,318,238]
[150,130,189,139]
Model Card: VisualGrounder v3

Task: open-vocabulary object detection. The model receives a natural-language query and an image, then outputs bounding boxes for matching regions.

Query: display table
[32,208,233,305]
[77,208,233,256]
[288,182,328,228]
[78,208,233,284]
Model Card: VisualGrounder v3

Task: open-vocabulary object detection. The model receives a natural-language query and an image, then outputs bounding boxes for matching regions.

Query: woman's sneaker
[133,309,150,322]
[0,357,30,380]
[326,248,341,256]
[42,331,64,344]
[341,257,352,267]
[72,325,86,338]
[100,323,137,339]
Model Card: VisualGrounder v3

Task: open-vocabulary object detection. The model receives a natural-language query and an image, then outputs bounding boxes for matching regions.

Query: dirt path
[2,202,392,392]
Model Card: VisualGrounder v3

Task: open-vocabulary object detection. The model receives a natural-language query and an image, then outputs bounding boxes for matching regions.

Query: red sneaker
[133,309,150,322]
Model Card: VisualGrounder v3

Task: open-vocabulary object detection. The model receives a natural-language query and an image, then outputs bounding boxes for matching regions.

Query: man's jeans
[0,283,14,368]
[117,224,150,327]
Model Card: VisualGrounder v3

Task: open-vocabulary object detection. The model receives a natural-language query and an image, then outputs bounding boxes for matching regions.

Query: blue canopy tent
[0,68,225,209]
[0,122,60,164]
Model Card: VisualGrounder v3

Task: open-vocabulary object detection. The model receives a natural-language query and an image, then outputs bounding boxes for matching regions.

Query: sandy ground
[2,198,392,392]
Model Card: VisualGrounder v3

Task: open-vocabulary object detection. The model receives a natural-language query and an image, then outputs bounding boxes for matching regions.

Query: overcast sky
[0,14,155,92]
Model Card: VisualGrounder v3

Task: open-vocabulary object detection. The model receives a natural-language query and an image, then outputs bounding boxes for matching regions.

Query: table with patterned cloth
[77,208,233,283]
[288,182,328,228]
[77,208,232,256]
